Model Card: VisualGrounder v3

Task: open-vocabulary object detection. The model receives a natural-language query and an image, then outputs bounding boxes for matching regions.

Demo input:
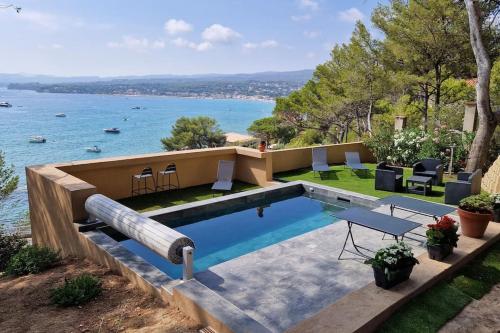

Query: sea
[0,87,274,228]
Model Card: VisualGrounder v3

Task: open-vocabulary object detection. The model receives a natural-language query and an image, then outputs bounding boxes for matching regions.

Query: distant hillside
[5,70,313,99]
[0,70,313,85]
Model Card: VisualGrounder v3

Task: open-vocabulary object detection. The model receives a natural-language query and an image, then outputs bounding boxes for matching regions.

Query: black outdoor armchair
[412,158,444,185]
[444,169,482,205]
[375,162,404,192]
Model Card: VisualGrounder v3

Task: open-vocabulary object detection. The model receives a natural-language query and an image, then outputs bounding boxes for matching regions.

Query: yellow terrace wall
[56,147,271,200]
[271,141,376,173]
[482,155,500,194]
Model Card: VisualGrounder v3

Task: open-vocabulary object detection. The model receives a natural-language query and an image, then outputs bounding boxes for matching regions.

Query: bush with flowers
[365,126,474,171]
[426,216,459,248]
[365,242,419,285]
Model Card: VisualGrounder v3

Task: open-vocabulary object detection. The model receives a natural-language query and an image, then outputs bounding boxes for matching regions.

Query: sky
[0,0,386,77]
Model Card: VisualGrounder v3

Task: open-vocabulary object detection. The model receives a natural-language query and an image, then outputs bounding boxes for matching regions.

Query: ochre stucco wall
[271,142,376,173]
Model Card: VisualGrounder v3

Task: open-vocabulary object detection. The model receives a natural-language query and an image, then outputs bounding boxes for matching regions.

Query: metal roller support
[85,194,195,265]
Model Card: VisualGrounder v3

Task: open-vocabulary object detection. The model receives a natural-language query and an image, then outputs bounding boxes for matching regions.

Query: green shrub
[0,227,27,272]
[459,193,494,214]
[50,274,102,307]
[6,245,59,276]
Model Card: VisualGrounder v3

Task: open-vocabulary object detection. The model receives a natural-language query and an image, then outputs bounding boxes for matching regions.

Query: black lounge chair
[345,152,369,175]
[444,169,482,205]
[375,162,404,192]
[412,158,443,185]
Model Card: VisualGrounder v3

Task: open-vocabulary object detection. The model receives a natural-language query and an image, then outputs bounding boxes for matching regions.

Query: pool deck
[194,204,435,332]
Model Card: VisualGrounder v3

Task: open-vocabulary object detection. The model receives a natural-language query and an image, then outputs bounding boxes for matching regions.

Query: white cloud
[38,43,64,50]
[202,24,241,44]
[306,52,316,59]
[243,42,258,50]
[243,40,278,50]
[107,36,165,51]
[291,14,311,22]
[172,37,212,51]
[152,40,166,49]
[17,10,59,29]
[261,40,278,48]
[338,8,364,23]
[164,19,193,35]
[303,30,320,39]
[299,0,319,11]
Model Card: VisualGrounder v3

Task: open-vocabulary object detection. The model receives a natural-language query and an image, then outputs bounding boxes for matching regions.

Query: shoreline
[3,87,277,103]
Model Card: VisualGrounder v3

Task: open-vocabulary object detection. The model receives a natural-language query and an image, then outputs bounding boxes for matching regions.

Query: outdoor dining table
[333,207,421,260]
[378,195,456,221]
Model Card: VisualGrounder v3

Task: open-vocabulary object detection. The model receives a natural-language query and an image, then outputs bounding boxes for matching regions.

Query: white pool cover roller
[85,194,194,264]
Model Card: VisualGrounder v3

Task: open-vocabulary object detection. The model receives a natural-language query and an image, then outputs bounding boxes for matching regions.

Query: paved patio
[195,204,446,332]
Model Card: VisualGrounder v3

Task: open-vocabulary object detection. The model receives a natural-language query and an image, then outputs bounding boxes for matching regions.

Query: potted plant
[492,194,500,223]
[426,216,459,261]
[365,242,419,289]
[458,193,493,238]
[258,140,266,152]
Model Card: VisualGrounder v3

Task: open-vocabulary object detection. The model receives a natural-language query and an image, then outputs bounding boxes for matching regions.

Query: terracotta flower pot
[258,141,266,152]
[457,208,492,239]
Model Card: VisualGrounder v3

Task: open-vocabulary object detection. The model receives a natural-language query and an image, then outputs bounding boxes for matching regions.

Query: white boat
[86,145,101,153]
[55,113,66,117]
[0,102,12,108]
[104,127,120,134]
[29,136,46,143]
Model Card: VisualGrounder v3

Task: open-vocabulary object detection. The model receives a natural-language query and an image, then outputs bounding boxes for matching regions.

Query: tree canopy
[161,116,226,151]
[0,151,18,201]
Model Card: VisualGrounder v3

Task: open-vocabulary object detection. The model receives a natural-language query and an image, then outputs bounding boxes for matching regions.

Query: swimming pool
[114,194,352,279]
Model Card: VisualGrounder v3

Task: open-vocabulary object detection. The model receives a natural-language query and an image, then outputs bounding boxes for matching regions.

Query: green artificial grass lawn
[119,181,259,212]
[275,163,456,204]
[379,241,500,333]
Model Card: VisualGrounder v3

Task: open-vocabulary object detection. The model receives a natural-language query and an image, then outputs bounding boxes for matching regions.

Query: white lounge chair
[312,147,330,177]
[212,160,235,193]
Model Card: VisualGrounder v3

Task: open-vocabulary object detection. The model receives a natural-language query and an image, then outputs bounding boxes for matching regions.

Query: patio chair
[156,162,180,191]
[412,158,443,185]
[312,147,330,177]
[444,169,482,205]
[375,162,404,192]
[345,151,369,175]
[212,160,235,193]
[131,166,156,196]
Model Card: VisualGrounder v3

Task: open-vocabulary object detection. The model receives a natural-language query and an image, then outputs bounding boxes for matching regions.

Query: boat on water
[55,113,66,117]
[86,145,101,153]
[104,127,120,134]
[29,136,46,143]
[0,102,12,108]
[131,106,141,110]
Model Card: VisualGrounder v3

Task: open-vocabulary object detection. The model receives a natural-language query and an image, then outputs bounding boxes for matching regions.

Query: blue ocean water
[0,87,273,226]
[120,195,347,279]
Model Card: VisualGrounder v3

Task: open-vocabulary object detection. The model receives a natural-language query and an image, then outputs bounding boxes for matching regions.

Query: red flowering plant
[426,216,459,247]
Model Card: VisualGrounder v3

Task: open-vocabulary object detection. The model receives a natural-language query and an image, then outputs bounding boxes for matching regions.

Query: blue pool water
[119,195,348,279]
[0,88,273,226]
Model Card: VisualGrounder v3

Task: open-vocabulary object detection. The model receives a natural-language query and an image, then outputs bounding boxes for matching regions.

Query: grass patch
[50,274,102,307]
[379,283,472,333]
[379,241,500,332]
[6,246,59,276]
[119,181,259,213]
[275,163,456,204]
